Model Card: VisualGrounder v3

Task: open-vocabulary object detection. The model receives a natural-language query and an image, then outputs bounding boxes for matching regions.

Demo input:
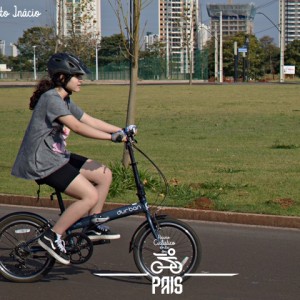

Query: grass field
[0,83,300,216]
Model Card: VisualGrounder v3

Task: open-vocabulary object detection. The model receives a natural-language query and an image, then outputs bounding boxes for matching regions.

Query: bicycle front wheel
[0,213,55,283]
[133,217,201,281]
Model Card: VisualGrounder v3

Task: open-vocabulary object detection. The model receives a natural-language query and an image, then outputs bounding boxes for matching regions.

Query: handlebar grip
[124,125,137,136]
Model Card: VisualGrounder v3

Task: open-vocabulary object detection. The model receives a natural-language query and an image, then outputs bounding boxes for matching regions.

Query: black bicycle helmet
[47,52,90,78]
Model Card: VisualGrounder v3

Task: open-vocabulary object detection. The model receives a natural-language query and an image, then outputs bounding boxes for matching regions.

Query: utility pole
[234,41,238,82]
[33,45,37,80]
[245,35,250,82]
[219,11,223,83]
[166,3,169,79]
[280,0,285,83]
[214,23,218,81]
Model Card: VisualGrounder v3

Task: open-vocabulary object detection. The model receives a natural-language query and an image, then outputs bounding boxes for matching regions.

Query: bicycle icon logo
[150,248,183,275]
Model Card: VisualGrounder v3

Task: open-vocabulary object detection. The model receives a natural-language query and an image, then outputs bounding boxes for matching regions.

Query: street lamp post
[279,0,285,83]
[256,10,284,83]
[95,42,99,81]
[212,11,223,83]
[234,41,238,82]
[94,35,100,81]
[245,35,250,82]
[33,45,37,80]
[166,9,170,79]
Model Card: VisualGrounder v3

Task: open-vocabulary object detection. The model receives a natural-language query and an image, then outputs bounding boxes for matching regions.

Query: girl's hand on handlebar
[111,125,137,143]
[111,130,126,143]
[124,125,138,136]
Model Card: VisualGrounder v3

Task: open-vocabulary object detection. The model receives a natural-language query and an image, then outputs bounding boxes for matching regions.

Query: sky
[0,0,280,55]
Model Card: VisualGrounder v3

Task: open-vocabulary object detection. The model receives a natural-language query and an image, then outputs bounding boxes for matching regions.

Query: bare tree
[109,0,152,166]
[180,2,198,85]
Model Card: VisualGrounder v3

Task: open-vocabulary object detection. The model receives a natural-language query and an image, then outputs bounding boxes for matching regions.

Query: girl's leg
[52,174,99,235]
[78,159,112,215]
[75,159,120,241]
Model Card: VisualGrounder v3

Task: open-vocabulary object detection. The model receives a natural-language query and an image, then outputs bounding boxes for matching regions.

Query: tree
[259,36,280,77]
[98,34,128,66]
[16,27,56,72]
[139,40,166,79]
[205,33,265,80]
[58,33,96,67]
[110,0,150,166]
[285,40,300,77]
[0,54,8,66]
[248,38,265,80]
[140,40,166,58]
[180,2,198,85]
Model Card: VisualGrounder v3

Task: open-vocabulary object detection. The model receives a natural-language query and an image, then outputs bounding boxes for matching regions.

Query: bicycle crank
[64,232,93,264]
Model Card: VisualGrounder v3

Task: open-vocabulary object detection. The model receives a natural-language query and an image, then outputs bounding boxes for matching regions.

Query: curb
[0,194,299,229]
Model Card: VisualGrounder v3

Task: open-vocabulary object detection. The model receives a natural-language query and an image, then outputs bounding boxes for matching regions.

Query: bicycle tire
[133,217,201,281]
[0,213,55,283]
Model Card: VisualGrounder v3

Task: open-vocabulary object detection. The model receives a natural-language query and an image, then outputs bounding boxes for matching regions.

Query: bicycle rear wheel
[133,217,201,281]
[0,213,55,282]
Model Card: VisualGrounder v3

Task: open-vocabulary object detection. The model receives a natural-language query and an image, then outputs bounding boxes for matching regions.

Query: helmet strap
[62,74,73,95]
[52,74,73,95]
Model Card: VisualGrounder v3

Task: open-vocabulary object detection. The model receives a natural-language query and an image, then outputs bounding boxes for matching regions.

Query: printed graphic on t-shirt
[51,126,70,154]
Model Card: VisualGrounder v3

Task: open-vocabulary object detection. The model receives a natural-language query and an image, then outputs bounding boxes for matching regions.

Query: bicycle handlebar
[124,125,138,139]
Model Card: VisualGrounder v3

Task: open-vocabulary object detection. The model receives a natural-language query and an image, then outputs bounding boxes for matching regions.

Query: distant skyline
[0,0,280,55]
[102,1,280,43]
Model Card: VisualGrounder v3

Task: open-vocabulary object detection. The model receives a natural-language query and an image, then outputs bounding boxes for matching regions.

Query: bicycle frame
[54,135,159,239]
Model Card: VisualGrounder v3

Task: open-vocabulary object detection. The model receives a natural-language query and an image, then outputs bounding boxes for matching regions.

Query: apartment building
[56,0,101,38]
[207,3,256,38]
[158,0,199,76]
[281,0,300,45]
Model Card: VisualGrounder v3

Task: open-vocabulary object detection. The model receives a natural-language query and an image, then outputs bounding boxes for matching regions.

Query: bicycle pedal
[91,217,110,223]
[93,239,111,245]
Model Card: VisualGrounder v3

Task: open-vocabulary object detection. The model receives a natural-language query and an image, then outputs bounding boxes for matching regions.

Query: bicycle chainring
[64,232,93,264]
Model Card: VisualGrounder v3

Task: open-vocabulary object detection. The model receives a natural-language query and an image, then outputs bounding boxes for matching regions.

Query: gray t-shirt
[11,89,84,180]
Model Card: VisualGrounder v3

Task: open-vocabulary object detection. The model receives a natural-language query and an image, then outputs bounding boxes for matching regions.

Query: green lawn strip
[0,84,299,216]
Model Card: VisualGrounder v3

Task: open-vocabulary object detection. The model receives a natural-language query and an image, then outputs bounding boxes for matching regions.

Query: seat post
[55,189,66,213]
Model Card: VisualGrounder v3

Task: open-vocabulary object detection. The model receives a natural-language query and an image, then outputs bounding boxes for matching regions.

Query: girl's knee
[96,165,112,185]
[104,167,112,182]
[85,188,99,208]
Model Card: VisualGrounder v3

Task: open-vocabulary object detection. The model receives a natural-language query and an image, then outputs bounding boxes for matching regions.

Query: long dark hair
[29,78,54,110]
[29,74,71,110]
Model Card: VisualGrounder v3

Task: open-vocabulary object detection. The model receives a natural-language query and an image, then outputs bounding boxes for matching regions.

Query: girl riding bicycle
[12,53,128,265]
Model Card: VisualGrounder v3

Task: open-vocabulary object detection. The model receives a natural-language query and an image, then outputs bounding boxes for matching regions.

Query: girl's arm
[58,114,113,140]
[80,112,122,133]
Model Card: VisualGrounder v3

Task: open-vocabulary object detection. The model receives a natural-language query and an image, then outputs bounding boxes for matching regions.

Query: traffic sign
[238,47,247,53]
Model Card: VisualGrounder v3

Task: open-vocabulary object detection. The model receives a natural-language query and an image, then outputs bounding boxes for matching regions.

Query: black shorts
[36,153,88,192]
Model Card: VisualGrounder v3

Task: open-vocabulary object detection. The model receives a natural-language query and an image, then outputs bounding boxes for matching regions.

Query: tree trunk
[122,0,140,167]
[189,49,193,85]
[122,63,138,167]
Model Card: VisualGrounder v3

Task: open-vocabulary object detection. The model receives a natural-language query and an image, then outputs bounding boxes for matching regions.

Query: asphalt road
[0,205,299,300]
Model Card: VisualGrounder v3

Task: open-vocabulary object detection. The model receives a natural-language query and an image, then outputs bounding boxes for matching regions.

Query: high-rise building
[198,24,211,50]
[158,0,199,76]
[206,3,256,38]
[56,0,101,38]
[0,40,5,56]
[142,32,160,51]
[10,44,18,57]
[280,0,300,45]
